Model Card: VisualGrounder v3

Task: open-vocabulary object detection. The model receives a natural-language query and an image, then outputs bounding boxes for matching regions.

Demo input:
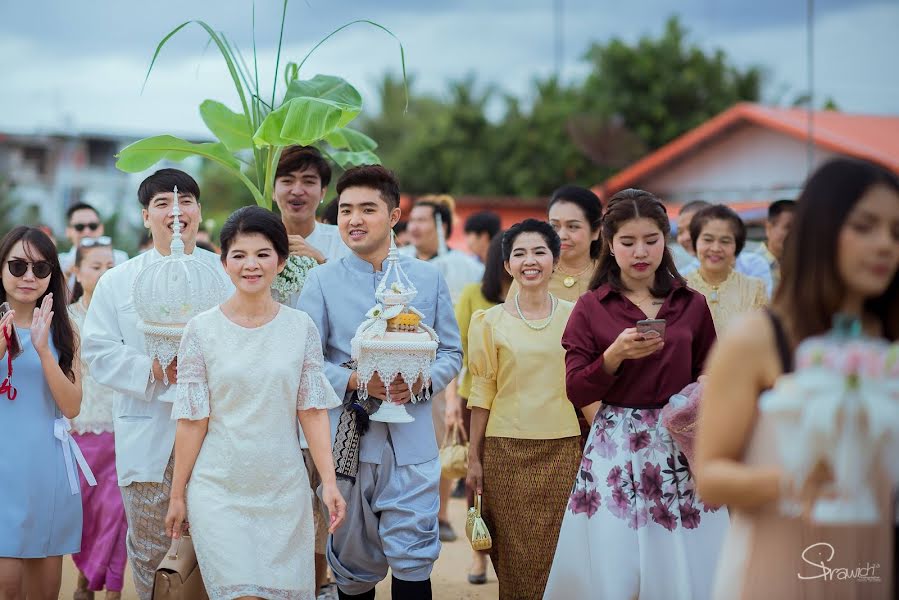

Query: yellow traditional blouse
[507,261,597,304]
[455,282,500,399]
[467,302,580,439]
[686,269,768,334]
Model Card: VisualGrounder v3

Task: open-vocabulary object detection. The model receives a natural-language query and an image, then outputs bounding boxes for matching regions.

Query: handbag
[439,422,469,480]
[465,494,492,551]
[152,534,209,600]
[660,380,703,466]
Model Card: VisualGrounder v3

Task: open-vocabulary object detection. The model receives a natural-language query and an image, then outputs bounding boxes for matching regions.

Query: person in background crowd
[748,199,796,291]
[404,194,483,543]
[696,158,898,600]
[445,233,511,585]
[165,206,345,599]
[274,146,351,594]
[298,165,462,600]
[466,220,581,599]
[674,200,774,297]
[0,226,85,600]
[68,238,128,600]
[686,204,767,334]
[544,189,728,600]
[137,231,153,254]
[321,197,340,226]
[507,185,604,436]
[60,203,128,290]
[81,169,232,600]
[463,211,501,263]
[393,221,411,247]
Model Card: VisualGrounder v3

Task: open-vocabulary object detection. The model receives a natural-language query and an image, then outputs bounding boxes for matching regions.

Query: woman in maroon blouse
[544,189,729,600]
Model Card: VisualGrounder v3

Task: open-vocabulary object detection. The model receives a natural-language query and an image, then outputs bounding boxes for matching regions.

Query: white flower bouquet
[271,255,317,302]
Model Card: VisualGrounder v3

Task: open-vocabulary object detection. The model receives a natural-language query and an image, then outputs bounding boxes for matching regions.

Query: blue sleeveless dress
[0,329,83,557]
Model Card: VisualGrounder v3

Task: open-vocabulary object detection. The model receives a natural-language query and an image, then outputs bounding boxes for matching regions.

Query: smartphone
[0,302,23,360]
[636,318,666,340]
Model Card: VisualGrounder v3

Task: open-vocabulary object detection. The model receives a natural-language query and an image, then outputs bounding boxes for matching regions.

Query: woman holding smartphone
[0,226,85,600]
[544,189,729,600]
[696,158,898,599]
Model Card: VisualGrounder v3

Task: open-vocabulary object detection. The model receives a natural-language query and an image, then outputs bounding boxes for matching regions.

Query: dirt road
[61,494,497,599]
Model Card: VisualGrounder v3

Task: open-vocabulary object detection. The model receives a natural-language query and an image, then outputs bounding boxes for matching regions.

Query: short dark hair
[464,211,501,239]
[689,204,748,255]
[336,165,400,211]
[502,219,561,262]
[481,232,512,304]
[393,221,408,235]
[321,198,339,225]
[219,206,289,262]
[549,185,603,259]
[66,202,100,223]
[767,199,796,223]
[138,169,201,208]
[414,200,453,238]
[680,200,711,216]
[276,146,332,186]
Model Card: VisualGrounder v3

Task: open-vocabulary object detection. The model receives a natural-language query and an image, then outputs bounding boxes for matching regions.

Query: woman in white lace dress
[164,207,346,600]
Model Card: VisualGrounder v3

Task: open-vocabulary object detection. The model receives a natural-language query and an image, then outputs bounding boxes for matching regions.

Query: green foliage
[359,15,761,197]
[116,3,405,210]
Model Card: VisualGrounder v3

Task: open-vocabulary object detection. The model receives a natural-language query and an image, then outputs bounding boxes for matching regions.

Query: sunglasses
[72,222,101,233]
[80,236,112,248]
[7,259,53,279]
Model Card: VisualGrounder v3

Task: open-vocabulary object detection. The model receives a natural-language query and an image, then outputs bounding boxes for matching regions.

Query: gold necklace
[558,261,593,288]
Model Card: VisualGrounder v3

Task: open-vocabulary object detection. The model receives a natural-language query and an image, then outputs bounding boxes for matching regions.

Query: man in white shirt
[59,202,129,289]
[82,169,232,600]
[673,200,774,297]
[273,145,350,594]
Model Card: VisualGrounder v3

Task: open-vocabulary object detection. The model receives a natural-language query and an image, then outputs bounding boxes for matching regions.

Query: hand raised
[611,327,664,361]
[30,294,54,355]
[288,235,325,264]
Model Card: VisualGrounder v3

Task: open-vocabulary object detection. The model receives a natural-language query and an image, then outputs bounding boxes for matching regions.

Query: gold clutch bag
[439,423,469,480]
[152,534,209,600]
[465,494,492,551]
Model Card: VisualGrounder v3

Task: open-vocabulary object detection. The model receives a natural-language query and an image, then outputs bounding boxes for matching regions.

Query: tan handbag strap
[442,422,463,447]
[475,493,482,515]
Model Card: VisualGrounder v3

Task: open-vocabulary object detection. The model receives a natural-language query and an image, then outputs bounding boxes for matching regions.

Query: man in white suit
[82,169,232,599]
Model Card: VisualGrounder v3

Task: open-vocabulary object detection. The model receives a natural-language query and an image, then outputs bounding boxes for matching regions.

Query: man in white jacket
[82,169,232,599]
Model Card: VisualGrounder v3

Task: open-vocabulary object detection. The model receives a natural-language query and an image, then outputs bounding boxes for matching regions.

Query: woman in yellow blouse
[448,233,510,585]
[685,204,768,333]
[466,219,581,600]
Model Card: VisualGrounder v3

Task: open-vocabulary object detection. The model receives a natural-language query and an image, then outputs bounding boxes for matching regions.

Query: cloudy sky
[1,0,897,139]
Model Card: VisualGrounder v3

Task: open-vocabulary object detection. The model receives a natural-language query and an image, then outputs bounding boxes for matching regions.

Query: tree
[582,16,762,150]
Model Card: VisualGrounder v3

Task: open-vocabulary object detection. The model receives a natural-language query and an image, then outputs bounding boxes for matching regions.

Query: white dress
[172,305,341,600]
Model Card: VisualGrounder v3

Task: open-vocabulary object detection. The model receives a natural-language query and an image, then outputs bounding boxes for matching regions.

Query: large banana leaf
[326,149,381,168]
[284,75,362,128]
[324,127,378,151]
[115,135,265,206]
[199,100,254,151]
[253,97,356,147]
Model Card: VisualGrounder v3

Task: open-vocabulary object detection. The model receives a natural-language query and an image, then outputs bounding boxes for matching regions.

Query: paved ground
[60,493,497,599]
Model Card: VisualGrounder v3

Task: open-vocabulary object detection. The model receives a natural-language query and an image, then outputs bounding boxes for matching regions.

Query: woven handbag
[465,494,492,551]
[439,423,469,479]
[152,534,209,600]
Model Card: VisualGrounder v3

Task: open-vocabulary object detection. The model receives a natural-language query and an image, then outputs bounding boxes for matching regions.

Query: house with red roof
[595,102,899,220]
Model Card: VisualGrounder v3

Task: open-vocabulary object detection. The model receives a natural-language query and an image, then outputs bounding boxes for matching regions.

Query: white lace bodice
[170,305,340,599]
[68,302,115,434]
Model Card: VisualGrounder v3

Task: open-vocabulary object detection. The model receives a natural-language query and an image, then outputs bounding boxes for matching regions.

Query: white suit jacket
[82,247,232,486]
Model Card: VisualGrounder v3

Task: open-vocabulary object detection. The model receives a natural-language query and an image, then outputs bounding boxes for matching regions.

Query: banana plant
[115,1,406,209]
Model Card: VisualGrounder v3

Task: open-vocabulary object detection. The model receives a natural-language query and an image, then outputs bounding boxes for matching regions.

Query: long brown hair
[0,227,77,380]
[589,188,684,295]
[773,158,899,345]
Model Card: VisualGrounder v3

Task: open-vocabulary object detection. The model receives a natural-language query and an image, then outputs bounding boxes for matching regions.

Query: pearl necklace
[514,292,558,331]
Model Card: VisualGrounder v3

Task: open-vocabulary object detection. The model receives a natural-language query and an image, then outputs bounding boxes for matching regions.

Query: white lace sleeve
[297,318,342,411]
[171,321,210,420]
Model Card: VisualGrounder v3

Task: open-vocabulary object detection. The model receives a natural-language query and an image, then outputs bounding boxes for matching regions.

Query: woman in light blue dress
[0,226,87,600]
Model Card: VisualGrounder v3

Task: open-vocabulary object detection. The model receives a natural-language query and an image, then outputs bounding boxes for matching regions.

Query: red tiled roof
[600,102,899,195]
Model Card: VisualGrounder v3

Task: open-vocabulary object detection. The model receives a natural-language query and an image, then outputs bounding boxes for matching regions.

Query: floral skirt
[544,405,730,600]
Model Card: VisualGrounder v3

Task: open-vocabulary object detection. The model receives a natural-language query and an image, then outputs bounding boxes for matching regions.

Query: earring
[610,251,615,256]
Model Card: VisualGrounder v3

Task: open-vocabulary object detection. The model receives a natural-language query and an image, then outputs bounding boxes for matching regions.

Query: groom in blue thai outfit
[298,165,462,600]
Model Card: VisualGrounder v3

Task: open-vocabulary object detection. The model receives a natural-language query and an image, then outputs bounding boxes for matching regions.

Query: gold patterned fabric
[481,435,582,600]
[120,454,174,600]
[507,261,598,304]
[686,269,768,334]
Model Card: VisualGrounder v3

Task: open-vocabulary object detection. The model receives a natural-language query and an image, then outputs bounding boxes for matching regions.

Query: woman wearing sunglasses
[0,226,87,600]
